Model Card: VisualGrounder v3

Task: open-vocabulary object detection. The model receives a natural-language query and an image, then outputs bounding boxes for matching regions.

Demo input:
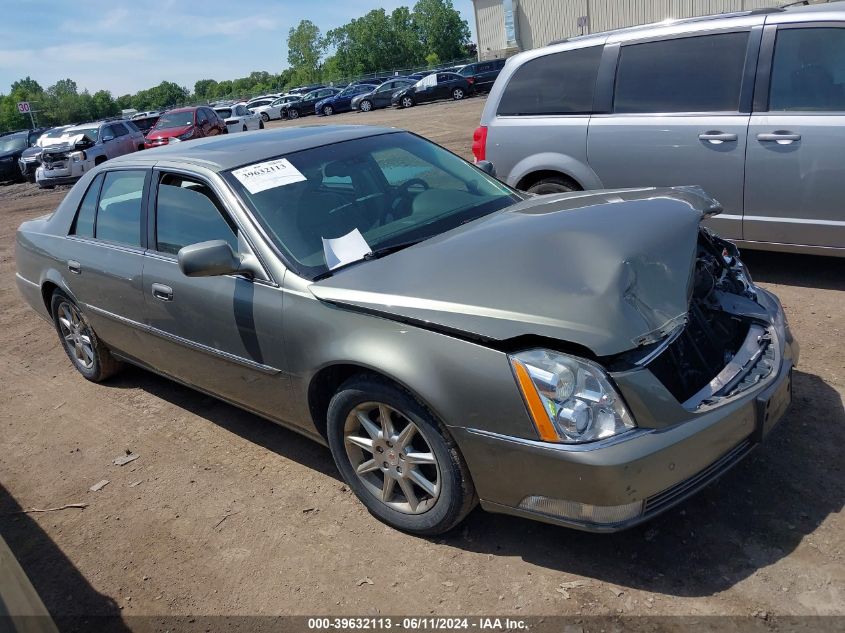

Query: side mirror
[476,160,496,178]
[178,240,246,277]
[101,135,114,142]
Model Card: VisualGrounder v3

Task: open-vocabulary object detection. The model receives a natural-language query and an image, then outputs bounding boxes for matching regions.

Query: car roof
[166,106,199,113]
[108,125,400,172]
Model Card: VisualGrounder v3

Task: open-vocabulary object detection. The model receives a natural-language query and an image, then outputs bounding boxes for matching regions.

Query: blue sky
[1,0,477,96]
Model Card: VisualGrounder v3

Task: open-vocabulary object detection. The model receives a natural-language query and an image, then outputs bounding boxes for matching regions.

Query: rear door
[587,27,759,240]
[744,21,845,249]
[101,125,126,159]
[140,169,294,420]
[63,168,153,361]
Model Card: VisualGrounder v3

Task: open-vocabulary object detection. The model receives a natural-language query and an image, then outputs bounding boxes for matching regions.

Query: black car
[351,77,417,112]
[458,59,506,92]
[391,72,472,108]
[282,87,340,119]
[0,127,48,183]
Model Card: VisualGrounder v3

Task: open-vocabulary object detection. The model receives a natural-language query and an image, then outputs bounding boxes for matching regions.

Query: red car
[144,106,227,149]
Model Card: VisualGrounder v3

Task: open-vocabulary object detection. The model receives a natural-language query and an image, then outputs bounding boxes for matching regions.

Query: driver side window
[154,173,239,255]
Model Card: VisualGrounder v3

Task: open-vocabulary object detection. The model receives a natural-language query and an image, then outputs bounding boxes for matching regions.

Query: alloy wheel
[324,106,333,116]
[453,88,464,100]
[402,97,413,108]
[344,401,440,514]
[57,302,95,370]
[289,109,299,119]
[360,100,372,112]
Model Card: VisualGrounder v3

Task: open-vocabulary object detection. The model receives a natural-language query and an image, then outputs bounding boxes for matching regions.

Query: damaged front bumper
[454,287,798,532]
[35,155,93,187]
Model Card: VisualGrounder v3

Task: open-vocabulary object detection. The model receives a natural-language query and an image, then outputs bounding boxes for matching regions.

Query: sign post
[17,101,36,129]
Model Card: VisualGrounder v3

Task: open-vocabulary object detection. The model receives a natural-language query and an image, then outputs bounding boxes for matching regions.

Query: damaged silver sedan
[15,126,798,535]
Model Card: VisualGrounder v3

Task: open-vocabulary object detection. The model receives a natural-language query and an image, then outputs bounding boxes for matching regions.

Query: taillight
[472,125,487,163]
[467,77,475,84]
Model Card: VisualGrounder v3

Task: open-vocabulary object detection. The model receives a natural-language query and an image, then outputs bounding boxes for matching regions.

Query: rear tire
[451,88,465,100]
[327,375,477,535]
[51,290,122,382]
[525,175,579,195]
[242,125,248,132]
[259,121,265,129]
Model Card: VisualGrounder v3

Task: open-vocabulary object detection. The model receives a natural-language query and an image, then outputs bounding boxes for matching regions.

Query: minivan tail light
[472,125,487,163]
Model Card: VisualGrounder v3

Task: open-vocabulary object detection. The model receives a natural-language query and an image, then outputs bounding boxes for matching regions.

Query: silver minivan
[475,2,845,256]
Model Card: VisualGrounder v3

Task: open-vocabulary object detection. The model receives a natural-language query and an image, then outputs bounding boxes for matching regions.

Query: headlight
[509,349,635,443]
[70,151,86,162]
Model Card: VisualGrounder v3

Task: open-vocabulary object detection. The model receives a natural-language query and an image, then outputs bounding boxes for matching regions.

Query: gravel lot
[0,95,843,630]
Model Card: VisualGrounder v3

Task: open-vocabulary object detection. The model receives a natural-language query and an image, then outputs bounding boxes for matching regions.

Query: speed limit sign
[17,101,30,113]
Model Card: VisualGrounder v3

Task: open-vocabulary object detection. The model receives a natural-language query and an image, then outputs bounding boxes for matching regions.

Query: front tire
[259,120,265,129]
[327,376,476,535]
[288,108,300,119]
[451,87,465,100]
[261,112,270,122]
[51,290,122,382]
[400,96,414,109]
[359,100,372,112]
[323,105,333,116]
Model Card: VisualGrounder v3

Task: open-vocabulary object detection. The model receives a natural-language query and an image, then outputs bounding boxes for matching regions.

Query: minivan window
[497,45,602,116]
[768,27,845,112]
[613,32,749,113]
[95,170,146,247]
[70,174,104,238]
[155,173,238,255]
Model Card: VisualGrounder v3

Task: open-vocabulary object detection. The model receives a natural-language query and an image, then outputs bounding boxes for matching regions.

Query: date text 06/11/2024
[307,618,528,630]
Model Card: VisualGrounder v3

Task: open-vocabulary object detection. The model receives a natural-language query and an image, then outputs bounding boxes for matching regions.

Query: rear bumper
[455,289,797,532]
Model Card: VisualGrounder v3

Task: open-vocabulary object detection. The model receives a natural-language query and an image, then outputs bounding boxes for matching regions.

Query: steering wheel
[389,178,430,221]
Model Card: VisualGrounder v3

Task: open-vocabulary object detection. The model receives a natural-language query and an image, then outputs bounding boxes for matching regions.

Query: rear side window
[155,173,238,255]
[768,27,845,111]
[613,32,749,113]
[497,46,602,115]
[95,170,146,247]
[70,174,104,238]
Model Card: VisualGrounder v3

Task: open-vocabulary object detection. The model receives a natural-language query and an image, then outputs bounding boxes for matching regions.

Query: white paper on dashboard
[231,158,306,194]
[322,228,371,270]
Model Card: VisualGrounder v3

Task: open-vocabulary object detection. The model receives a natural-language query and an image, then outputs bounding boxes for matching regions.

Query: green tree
[287,19,324,84]
[194,79,218,100]
[412,0,470,63]
[92,90,118,118]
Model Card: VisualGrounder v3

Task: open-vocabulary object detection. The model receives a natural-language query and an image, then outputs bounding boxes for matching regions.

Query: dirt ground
[0,96,843,630]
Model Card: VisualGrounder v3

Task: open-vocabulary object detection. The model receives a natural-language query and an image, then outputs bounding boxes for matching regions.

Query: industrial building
[472,0,792,59]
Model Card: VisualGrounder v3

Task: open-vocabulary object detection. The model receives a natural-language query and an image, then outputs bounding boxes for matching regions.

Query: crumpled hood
[310,187,721,357]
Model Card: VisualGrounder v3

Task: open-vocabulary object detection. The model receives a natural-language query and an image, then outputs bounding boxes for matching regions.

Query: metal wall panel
[474,0,793,55]
[476,0,508,55]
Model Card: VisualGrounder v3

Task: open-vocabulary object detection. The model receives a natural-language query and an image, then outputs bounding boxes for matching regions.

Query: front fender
[281,287,539,443]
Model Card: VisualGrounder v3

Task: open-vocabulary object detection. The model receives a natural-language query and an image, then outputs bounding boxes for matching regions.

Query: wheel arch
[505,152,602,191]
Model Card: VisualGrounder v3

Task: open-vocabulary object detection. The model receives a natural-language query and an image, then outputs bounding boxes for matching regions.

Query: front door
[744,23,845,249]
[587,30,754,240]
[140,169,294,421]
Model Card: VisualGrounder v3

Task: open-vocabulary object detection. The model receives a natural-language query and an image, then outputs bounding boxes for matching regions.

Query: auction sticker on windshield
[232,158,306,194]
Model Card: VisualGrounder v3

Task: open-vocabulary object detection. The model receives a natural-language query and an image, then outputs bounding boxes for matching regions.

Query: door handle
[698,132,738,143]
[757,131,801,143]
[151,283,173,301]
[67,260,81,274]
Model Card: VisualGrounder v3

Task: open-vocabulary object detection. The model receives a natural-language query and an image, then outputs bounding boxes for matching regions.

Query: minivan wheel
[401,96,414,108]
[327,376,476,535]
[525,176,579,195]
[452,88,465,100]
[360,100,372,112]
[51,290,121,382]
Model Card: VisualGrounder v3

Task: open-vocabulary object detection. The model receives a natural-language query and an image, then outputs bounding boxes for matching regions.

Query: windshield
[155,111,194,129]
[215,108,232,118]
[0,134,27,152]
[45,128,69,138]
[66,126,99,142]
[224,131,520,279]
